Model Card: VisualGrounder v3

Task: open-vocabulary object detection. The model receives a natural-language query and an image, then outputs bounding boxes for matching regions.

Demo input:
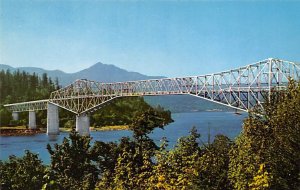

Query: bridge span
[4,58,300,135]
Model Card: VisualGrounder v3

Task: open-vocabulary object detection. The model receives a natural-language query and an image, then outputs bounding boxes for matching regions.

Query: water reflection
[48,134,59,141]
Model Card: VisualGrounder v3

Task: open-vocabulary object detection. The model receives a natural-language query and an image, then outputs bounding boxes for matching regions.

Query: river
[0,111,247,164]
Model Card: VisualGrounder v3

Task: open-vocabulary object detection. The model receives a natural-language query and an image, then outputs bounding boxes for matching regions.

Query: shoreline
[0,128,46,136]
[0,125,129,136]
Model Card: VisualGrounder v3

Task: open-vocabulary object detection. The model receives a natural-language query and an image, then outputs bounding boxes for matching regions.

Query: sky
[1,1,300,77]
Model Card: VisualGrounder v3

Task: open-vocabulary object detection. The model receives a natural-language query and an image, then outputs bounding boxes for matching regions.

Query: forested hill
[0,70,58,104]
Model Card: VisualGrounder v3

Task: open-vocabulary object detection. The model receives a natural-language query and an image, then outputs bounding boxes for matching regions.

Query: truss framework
[4,58,300,114]
[4,100,49,112]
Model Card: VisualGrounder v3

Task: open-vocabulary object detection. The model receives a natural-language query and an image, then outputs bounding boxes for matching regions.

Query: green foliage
[195,135,233,190]
[228,133,261,189]
[0,70,57,104]
[96,107,172,189]
[130,107,173,138]
[111,138,154,189]
[91,97,150,127]
[148,127,201,190]
[91,97,173,128]
[0,105,12,126]
[46,131,99,189]
[267,80,300,189]
[0,150,46,190]
[249,163,272,190]
[229,79,300,190]
[0,70,57,126]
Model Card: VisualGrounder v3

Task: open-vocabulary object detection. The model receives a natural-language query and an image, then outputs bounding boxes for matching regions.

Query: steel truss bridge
[4,58,300,115]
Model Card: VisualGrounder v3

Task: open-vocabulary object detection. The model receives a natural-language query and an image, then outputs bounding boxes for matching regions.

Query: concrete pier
[28,111,36,129]
[12,112,19,121]
[76,114,90,136]
[47,103,59,135]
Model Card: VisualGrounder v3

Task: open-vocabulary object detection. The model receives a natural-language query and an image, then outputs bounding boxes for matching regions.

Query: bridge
[4,58,300,135]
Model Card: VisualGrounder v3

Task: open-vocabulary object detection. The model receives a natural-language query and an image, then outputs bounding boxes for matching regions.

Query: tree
[46,131,99,189]
[229,79,300,190]
[97,107,173,189]
[195,135,233,190]
[0,105,12,126]
[148,127,201,189]
[249,163,272,190]
[0,150,46,190]
[129,107,172,139]
[267,80,300,189]
[0,70,57,126]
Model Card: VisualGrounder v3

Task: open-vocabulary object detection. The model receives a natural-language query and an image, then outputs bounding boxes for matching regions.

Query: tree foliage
[229,79,300,190]
[0,151,46,190]
[91,97,173,128]
[0,70,58,126]
[46,131,99,189]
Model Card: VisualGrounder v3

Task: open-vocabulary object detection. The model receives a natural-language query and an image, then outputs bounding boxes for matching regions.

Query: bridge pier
[47,103,59,135]
[28,111,36,129]
[76,114,90,136]
[12,112,19,121]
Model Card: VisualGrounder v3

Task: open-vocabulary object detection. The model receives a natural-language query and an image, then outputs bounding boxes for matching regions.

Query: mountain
[0,62,165,86]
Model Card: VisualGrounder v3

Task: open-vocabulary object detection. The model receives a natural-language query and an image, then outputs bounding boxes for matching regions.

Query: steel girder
[46,58,299,114]
[4,100,49,112]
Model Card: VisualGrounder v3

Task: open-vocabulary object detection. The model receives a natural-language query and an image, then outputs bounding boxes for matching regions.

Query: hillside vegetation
[0,70,58,126]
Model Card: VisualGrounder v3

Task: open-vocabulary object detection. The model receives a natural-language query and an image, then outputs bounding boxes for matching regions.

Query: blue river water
[0,111,247,164]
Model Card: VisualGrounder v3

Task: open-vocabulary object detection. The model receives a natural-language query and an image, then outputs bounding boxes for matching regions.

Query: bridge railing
[4,100,49,112]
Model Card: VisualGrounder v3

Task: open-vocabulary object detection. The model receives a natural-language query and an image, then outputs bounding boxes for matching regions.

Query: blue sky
[1,1,300,77]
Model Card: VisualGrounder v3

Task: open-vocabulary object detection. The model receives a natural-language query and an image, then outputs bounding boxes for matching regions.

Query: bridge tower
[47,103,59,135]
[76,114,90,136]
[28,111,36,129]
[12,112,19,121]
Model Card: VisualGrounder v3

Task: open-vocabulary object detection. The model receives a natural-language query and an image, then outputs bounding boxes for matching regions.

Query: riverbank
[93,125,129,131]
[0,126,45,136]
[59,125,129,132]
[0,125,129,136]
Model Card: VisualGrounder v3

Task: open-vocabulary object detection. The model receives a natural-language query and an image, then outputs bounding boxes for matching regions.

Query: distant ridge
[0,62,165,86]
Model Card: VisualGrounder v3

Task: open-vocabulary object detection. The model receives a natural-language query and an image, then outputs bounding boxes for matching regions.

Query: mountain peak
[89,62,117,69]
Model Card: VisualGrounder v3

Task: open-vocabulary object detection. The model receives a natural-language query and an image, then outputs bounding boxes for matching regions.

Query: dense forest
[0,70,172,127]
[0,70,59,103]
[0,70,58,126]
[1,79,299,189]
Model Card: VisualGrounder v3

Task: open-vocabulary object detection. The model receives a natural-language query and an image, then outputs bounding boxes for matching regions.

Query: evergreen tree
[0,70,57,126]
